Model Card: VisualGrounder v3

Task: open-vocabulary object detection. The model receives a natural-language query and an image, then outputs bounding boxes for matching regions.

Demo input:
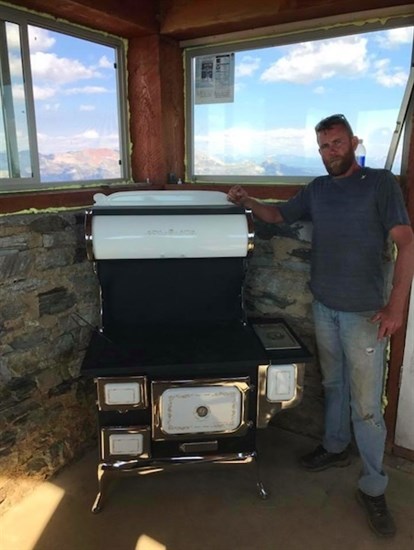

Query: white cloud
[64,86,108,95]
[80,104,96,111]
[77,129,100,139]
[33,85,58,100]
[28,27,56,52]
[30,52,98,85]
[0,25,54,52]
[260,36,369,84]
[9,31,108,101]
[373,59,408,87]
[43,103,60,111]
[37,129,119,154]
[9,56,23,77]
[98,55,113,69]
[5,25,22,50]
[313,86,326,94]
[196,126,308,157]
[236,56,261,77]
[9,83,25,100]
[376,27,414,49]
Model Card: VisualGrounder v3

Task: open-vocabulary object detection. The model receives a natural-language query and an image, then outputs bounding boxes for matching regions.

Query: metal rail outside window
[0,20,20,178]
[19,21,41,182]
[0,17,40,185]
[385,43,414,172]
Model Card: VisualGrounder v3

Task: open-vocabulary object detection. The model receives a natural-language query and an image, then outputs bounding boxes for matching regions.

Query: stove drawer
[257,362,305,428]
[100,426,151,461]
[96,376,148,411]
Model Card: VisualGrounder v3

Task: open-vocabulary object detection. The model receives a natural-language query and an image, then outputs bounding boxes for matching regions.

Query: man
[227,114,414,537]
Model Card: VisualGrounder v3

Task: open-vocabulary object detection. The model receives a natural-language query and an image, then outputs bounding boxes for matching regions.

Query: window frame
[184,14,414,185]
[0,4,130,193]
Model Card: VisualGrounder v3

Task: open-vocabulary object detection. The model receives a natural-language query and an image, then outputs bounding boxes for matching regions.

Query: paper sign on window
[195,53,235,104]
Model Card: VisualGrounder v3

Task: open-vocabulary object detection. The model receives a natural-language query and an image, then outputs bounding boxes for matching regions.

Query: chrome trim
[98,284,104,331]
[91,451,260,512]
[151,377,251,441]
[100,451,256,473]
[92,463,105,513]
[245,209,255,256]
[179,440,219,453]
[100,426,151,462]
[256,363,305,429]
[84,209,94,261]
[95,376,148,411]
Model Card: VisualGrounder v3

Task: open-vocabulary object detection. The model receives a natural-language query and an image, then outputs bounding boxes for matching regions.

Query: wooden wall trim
[385,111,414,455]
[390,444,414,462]
[0,184,303,215]
[0,185,153,214]
[128,35,166,185]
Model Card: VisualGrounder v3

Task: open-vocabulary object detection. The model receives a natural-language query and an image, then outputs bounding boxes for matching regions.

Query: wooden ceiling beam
[4,1,412,40]
[159,0,412,40]
[3,0,159,37]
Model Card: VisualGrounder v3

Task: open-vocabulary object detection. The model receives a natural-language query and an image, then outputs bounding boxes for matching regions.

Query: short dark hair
[315,114,354,136]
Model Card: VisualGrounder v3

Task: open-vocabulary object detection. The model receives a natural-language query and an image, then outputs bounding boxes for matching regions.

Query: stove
[81,190,311,512]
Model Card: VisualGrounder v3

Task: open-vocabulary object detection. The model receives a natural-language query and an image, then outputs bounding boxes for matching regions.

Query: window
[0,6,129,192]
[185,16,414,184]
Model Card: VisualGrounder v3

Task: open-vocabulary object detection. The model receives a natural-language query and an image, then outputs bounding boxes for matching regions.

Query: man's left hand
[371,305,403,340]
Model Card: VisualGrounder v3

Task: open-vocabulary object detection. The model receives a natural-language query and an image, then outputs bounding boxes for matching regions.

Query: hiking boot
[356,489,396,537]
[300,444,351,471]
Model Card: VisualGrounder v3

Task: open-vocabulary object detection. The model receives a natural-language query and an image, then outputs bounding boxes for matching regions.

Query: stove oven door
[151,377,256,456]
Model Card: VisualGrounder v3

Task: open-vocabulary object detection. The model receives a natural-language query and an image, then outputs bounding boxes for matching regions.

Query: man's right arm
[227,185,284,224]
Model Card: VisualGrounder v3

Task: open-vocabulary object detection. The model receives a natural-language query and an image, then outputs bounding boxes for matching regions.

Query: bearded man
[227,114,414,537]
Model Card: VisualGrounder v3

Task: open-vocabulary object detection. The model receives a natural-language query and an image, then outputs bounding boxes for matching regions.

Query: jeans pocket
[356,310,377,321]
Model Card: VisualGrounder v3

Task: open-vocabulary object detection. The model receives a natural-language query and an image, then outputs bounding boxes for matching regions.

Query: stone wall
[247,216,323,438]
[0,206,322,514]
[0,210,99,515]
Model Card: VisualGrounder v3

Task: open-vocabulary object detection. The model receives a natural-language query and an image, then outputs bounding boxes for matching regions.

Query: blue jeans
[312,300,388,496]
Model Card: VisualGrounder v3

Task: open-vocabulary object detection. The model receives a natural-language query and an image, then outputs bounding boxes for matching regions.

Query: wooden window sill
[0,183,303,215]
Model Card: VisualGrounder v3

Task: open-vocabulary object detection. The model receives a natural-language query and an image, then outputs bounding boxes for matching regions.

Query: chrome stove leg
[91,463,107,513]
[254,452,270,500]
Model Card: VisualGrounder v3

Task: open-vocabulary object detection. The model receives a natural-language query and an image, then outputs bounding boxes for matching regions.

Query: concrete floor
[1,427,413,550]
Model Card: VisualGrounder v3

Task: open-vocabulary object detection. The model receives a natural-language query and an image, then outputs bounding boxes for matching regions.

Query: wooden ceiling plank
[158,0,412,40]
[3,0,159,37]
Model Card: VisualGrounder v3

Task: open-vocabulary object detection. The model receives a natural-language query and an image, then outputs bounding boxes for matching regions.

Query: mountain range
[40,148,121,182]
[1,148,385,182]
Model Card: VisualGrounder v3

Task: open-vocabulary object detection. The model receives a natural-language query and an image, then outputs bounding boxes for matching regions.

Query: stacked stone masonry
[0,210,98,514]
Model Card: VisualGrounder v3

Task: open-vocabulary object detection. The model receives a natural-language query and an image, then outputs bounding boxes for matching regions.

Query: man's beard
[323,148,355,177]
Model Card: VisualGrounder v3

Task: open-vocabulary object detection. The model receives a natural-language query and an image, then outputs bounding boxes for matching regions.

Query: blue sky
[194,26,414,170]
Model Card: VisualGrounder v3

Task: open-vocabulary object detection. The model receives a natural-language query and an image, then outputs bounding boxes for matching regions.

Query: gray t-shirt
[278,168,410,311]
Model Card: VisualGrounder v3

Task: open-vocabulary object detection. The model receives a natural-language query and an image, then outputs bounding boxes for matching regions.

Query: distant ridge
[39,148,121,182]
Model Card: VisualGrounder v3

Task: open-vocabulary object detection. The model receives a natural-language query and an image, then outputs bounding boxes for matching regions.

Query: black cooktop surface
[81,321,266,376]
[81,318,311,377]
